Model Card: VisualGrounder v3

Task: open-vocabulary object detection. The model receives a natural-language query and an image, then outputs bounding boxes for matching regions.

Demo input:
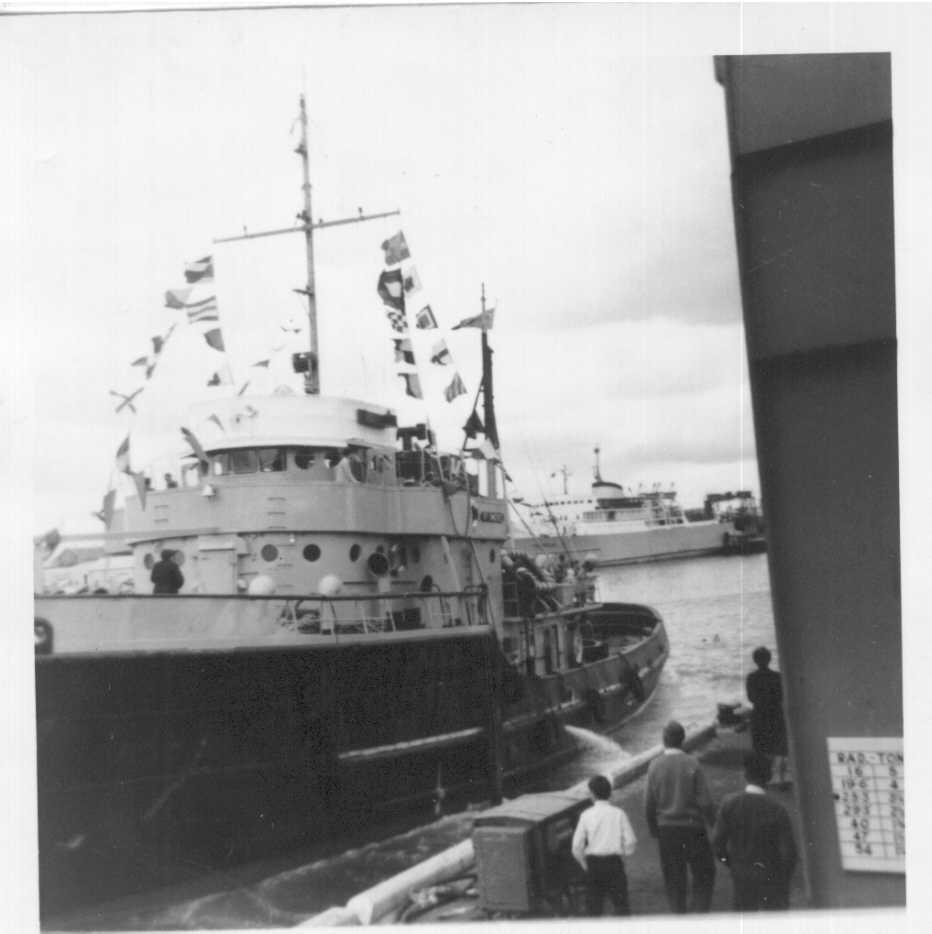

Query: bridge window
[258,447,285,472]
[294,448,315,470]
[230,449,258,474]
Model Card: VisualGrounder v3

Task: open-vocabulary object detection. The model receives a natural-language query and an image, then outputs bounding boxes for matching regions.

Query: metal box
[472,791,588,914]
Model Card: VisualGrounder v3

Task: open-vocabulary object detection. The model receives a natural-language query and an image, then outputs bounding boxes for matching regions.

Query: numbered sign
[827,736,904,873]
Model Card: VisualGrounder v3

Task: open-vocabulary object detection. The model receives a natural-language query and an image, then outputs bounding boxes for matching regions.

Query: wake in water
[542,725,633,791]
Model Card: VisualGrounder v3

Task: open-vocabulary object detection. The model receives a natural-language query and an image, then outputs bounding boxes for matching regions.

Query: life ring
[586,688,606,723]
[34,618,54,655]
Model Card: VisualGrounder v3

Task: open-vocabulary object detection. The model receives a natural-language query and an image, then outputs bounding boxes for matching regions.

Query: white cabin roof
[187,394,397,452]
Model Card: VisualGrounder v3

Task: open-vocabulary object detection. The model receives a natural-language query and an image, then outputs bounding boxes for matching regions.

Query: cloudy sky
[5,3,932,930]
[3,2,930,541]
[5,4,758,535]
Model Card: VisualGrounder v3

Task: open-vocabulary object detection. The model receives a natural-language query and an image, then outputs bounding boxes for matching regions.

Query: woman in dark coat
[746,647,789,785]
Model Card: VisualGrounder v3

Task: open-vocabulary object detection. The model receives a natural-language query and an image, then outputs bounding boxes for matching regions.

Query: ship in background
[511,447,735,567]
[701,489,767,555]
[33,97,668,916]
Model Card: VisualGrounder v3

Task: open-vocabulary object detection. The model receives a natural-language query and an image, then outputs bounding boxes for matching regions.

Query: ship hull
[34,599,666,915]
[513,521,729,566]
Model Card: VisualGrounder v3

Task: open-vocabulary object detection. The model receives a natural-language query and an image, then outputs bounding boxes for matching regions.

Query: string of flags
[376,230,494,404]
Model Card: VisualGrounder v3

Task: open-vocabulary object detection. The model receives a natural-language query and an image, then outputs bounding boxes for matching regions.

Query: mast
[296,94,319,393]
[593,445,602,483]
[479,283,500,498]
[215,96,400,395]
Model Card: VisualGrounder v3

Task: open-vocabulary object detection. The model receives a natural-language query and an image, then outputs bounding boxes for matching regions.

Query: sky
[3,2,767,536]
[4,4,932,930]
[5,3,927,538]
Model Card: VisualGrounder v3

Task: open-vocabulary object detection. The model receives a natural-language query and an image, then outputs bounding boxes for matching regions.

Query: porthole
[143,553,155,570]
[349,544,361,562]
[261,544,279,562]
[303,544,321,563]
[489,549,496,564]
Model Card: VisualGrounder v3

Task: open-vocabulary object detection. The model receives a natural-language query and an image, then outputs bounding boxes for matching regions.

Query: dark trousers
[657,825,715,913]
[584,854,630,916]
[730,867,790,911]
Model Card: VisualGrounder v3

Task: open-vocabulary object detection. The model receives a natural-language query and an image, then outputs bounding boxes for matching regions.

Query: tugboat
[512,448,735,566]
[704,490,767,554]
[33,97,668,914]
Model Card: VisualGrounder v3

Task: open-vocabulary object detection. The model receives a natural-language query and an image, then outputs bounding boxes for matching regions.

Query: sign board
[827,736,904,873]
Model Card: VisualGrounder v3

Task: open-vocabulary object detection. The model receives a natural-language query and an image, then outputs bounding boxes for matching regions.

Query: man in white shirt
[571,774,637,916]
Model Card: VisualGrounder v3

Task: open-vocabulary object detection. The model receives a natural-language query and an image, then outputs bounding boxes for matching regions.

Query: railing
[274,588,489,635]
[33,588,493,655]
[394,450,478,493]
[501,576,598,618]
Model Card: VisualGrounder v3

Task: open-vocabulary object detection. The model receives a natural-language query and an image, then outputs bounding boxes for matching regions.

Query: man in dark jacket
[712,752,798,910]
[151,549,184,594]
[645,720,717,913]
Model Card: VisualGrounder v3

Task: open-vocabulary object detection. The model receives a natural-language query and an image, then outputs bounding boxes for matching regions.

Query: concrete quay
[302,723,808,925]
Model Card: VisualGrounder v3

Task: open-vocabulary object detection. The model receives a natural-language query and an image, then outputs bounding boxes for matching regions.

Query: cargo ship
[33,97,668,914]
[511,448,734,567]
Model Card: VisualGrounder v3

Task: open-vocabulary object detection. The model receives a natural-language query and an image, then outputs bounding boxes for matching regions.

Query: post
[484,634,504,805]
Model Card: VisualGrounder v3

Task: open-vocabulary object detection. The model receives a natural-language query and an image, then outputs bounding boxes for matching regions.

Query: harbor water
[49,553,776,930]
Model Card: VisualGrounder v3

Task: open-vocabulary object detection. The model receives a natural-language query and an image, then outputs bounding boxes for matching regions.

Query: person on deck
[572,774,636,916]
[151,549,184,594]
[746,647,790,786]
[335,449,360,483]
[645,720,717,913]
[711,752,798,910]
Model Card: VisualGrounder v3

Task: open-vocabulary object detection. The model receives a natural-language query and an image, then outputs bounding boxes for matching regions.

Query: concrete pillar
[715,54,903,909]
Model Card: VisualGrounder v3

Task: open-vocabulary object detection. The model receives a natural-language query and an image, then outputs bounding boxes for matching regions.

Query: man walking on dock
[711,752,798,911]
[572,774,637,916]
[645,720,717,913]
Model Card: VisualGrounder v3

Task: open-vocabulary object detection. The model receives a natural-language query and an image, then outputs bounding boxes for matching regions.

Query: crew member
[151,549,184,594]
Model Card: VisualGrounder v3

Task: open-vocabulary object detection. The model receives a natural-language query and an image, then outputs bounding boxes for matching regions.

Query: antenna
[593,446,602,483]
[214,95,400,395]
[550,465,572,496]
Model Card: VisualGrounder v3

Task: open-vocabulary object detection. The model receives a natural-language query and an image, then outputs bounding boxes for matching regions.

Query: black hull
[35,609,666,916]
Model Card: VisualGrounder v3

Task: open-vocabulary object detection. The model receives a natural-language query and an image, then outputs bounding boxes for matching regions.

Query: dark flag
[114,435,131,474]
[377,268,405,311]
[444,372,467,402]
[416,305,438,329]
[184,255,214,283]
[398,372,423,399]
[430,339,451,365]
[93,490,116,528]
[393,338,416,365]
[181,427,209,468]
[203,328,225,352]
[453,307,495,330]
[463,411,484,439]
[380,231,410,265]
